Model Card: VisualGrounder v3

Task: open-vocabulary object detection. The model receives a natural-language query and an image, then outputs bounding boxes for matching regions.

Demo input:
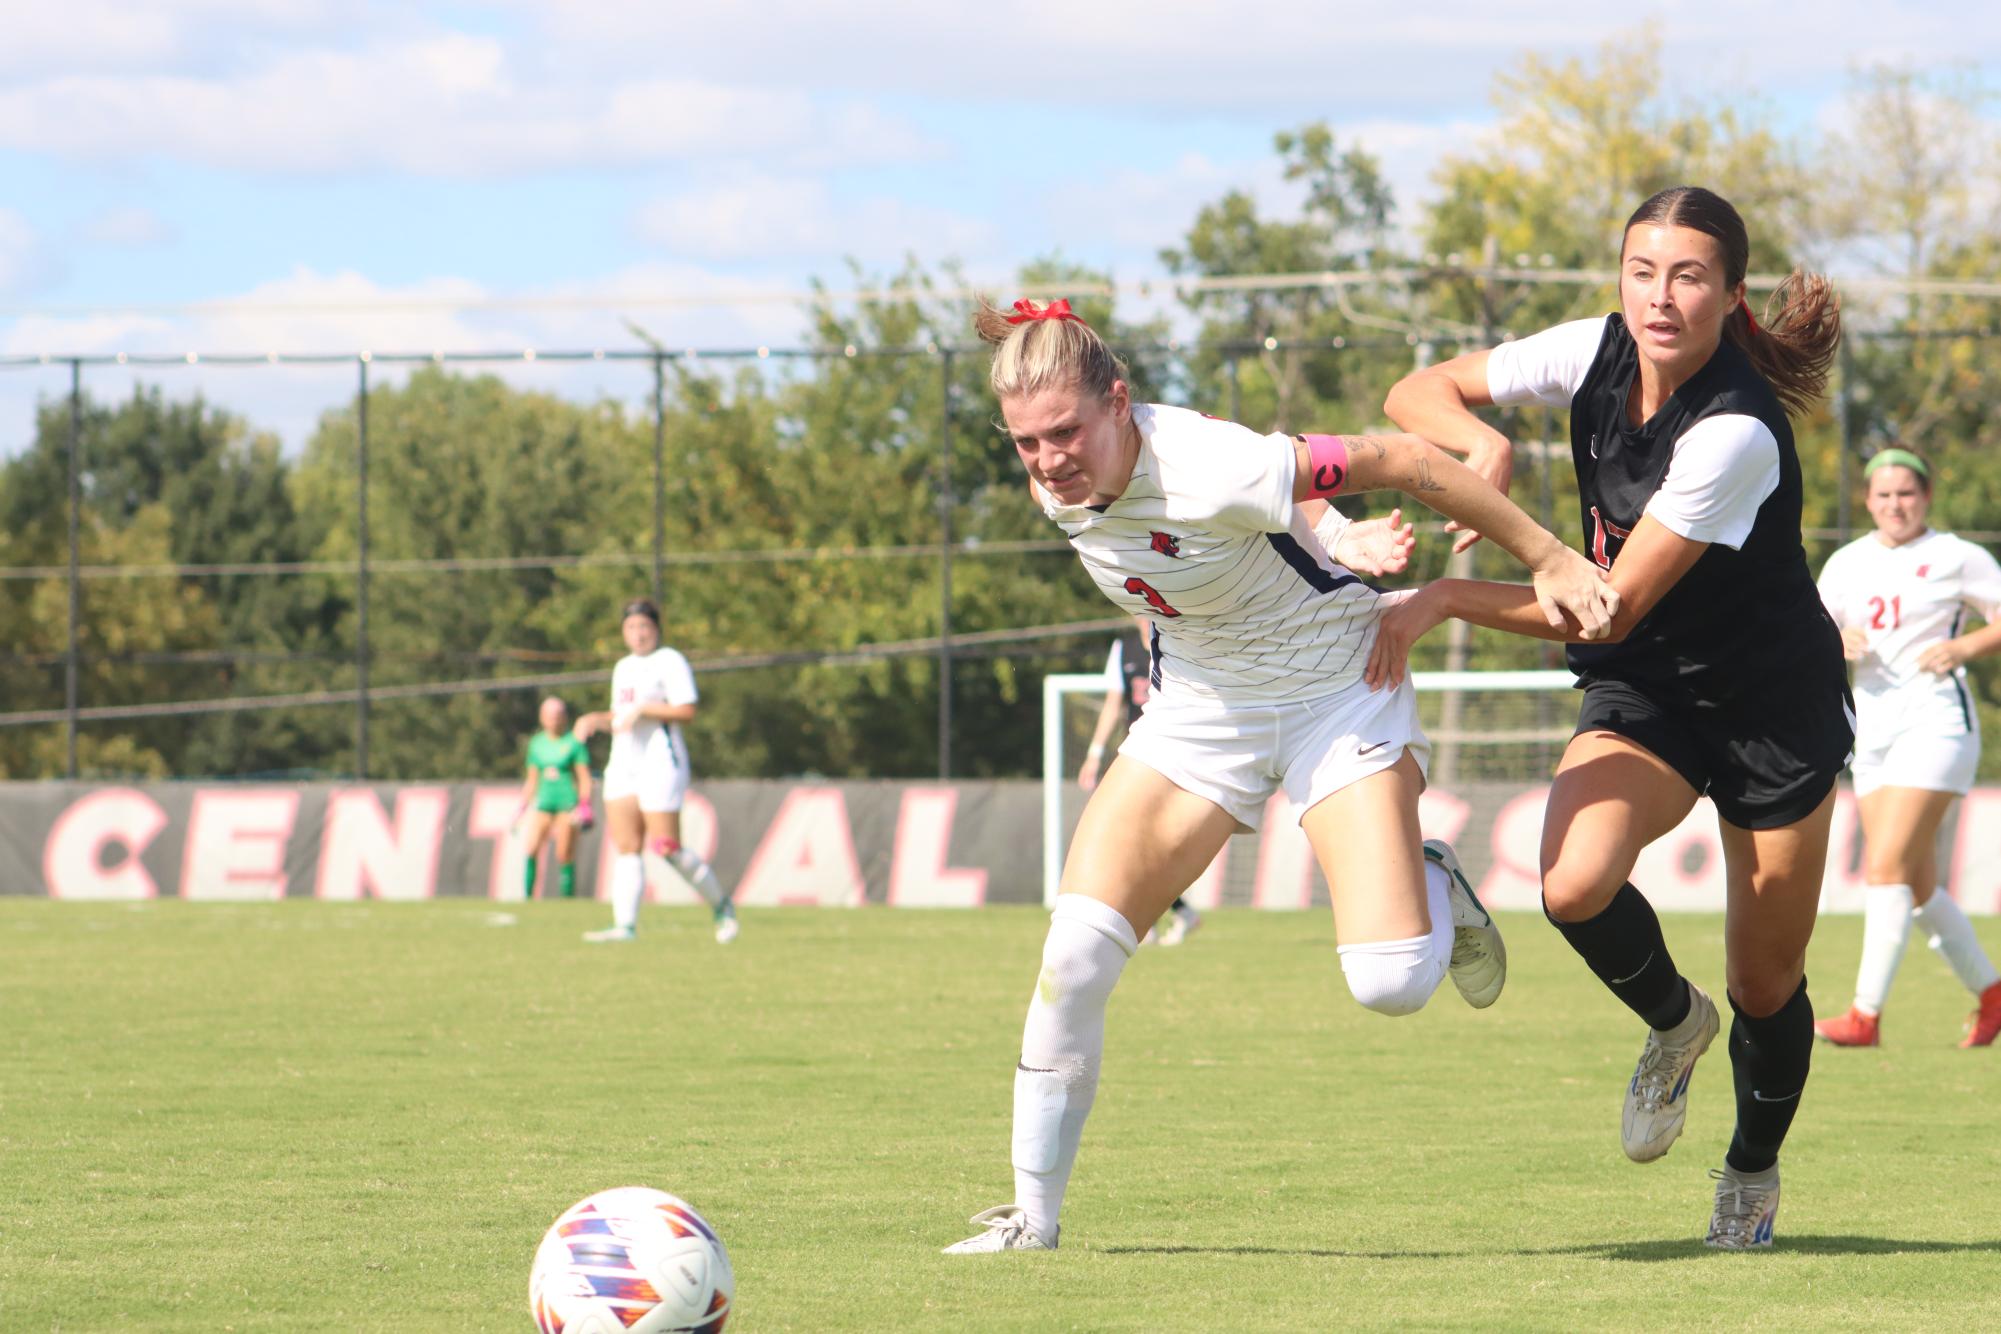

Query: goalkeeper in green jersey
[516,696,594,899]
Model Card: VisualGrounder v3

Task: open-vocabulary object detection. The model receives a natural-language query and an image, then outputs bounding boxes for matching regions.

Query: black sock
[1726,979,1813,1175]
[1544,883,1692,1031]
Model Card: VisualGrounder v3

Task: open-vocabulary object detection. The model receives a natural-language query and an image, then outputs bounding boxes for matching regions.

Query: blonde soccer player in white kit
[574,598,737,944]
[1814,449,2001,1048]
[943,297,1620,1254]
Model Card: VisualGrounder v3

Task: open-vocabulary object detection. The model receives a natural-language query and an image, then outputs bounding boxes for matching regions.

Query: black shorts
[1573,673,1855,831]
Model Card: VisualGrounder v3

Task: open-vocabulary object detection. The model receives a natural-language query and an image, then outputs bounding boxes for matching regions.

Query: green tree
[1423,26,1804,341]
[1162,121,1405,433]
[290,366,639,779]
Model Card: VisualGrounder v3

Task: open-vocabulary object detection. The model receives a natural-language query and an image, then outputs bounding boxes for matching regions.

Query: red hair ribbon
[1005,298,1084,326]
[1740,297,1760,336]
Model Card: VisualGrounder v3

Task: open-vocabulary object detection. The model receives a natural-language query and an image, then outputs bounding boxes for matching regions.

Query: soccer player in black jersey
[1374,186,1848,1249]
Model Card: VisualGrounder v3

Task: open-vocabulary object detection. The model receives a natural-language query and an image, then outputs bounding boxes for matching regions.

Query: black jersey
[1565,315,1840,702]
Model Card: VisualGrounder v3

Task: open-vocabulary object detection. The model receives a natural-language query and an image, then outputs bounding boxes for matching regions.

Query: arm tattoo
[1412,454,1446,493]
[1350,434,1389,461]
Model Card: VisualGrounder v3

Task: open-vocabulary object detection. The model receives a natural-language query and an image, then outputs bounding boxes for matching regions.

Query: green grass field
[3,901,1999,1331]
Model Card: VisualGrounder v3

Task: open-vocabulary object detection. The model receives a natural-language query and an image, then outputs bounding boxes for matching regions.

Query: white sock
[1915,888,2001,995]
[1853,884,1915,1015]
[1333,859,1454,1015]
[1012,894,1138,1246]
[1337,933,1446,1015]
[668,847,728,910]
[612,853,645,931]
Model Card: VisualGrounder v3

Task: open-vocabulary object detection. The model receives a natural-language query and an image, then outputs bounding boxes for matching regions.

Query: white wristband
[1085,743,1106,759]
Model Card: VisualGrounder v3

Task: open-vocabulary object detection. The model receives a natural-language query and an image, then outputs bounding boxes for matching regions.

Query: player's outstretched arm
[1382,349,1514,552]
[1299,431,1615,637]
[1364,514,1710,689]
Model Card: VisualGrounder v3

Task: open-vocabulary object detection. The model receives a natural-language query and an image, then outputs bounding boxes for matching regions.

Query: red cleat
[1814,1007,1880,1048]
[1960,982,2001,1049]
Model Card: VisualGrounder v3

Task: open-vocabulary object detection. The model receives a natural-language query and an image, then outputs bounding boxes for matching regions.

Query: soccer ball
[530,1186,734,1334]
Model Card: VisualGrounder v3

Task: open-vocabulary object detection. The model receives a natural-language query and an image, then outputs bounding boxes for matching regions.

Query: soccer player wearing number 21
[943,296,1619,1255]
[1813,448,2001,1050]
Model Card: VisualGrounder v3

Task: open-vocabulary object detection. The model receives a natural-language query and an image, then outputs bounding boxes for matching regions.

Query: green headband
[1864,448,1931,481]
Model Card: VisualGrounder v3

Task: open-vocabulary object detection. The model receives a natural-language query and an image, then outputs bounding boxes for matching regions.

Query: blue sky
[0,1,1994,444]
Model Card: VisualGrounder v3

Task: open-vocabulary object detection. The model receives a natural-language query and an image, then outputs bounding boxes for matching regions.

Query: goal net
[1040,668,1578,908]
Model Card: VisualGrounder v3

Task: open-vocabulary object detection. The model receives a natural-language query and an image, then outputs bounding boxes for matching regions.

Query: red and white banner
[4,779,1995,913]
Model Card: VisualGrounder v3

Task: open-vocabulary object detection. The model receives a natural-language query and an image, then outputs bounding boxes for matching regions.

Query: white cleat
[1158,904,1202,947]
[1623,984,1720,1163]
[583,925,636,944]
[1424,840,1505,1008]
[941,1205,1057,1254]
[713,903,740,944]
[1705,1164,1780,1249]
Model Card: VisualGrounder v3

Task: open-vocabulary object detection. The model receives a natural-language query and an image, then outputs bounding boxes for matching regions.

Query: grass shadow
[1535,1234,2001,1262]
[1103,1236,2001,1262]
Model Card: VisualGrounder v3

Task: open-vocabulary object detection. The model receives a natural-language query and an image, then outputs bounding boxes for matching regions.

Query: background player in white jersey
[944,297,1617,1255]
[573,598,737,944]
[1380,186,1848,1249]
[1813,449,2001,1048]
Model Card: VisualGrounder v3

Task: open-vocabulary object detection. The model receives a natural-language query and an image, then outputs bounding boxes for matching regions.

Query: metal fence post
[355,354,371,780]
[65,359,82,779]
[1226,355,1241,423]
[937,349,955,780]
[652,351,667,606]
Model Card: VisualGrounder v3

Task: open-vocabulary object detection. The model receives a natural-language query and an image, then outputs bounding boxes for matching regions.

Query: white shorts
[603,734,690,812]
[1118,677,1429,831]
[1851,726,1979,798]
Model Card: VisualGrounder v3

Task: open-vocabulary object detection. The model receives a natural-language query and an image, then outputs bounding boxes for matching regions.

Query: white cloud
[0,36,940,176]
[0,0,352,77]
[0,261,829,454]
[633,175,1002,265]
[525,1,2001,112]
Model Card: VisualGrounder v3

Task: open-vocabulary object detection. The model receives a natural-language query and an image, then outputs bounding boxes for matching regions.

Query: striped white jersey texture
[1818,528,2001,735]
[1037,403,1380,706]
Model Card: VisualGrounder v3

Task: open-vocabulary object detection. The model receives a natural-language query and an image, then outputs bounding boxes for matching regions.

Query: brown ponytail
[1731,269,1841,419]
[1625,187,1842,419]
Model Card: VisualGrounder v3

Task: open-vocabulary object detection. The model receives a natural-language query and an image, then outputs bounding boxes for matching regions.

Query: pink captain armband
[1298,433,1350,498]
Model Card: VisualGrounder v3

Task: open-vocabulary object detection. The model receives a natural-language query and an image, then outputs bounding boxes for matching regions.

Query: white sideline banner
[1,779,1993,913]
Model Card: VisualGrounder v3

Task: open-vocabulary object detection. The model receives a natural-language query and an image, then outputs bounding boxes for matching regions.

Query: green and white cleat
[941,1205,1056,1254]
[1622,984,1720,1163]
[582,925,636,944]
[1423,839,1505,1008]
[1705,1164,1780,1249]
[713,902,740,944]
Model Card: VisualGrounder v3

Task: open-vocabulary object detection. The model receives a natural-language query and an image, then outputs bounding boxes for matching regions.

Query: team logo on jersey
[1916,564,1931,578]
[1149,531,1182,558]
[1588,505,1632,571]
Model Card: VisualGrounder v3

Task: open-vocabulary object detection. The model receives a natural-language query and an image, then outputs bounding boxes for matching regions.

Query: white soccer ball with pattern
[530,1186,733,1334]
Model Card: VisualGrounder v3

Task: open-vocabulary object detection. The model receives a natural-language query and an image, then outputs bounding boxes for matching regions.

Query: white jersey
[1818,528,2001,738]
[1037,403,1378,706]
[608,646,699,766]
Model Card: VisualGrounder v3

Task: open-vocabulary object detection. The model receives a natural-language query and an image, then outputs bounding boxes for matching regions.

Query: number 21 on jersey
[1866,595,1901,631]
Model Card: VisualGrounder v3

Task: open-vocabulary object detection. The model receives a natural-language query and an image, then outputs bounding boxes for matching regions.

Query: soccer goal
[1040,668,1578,907]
